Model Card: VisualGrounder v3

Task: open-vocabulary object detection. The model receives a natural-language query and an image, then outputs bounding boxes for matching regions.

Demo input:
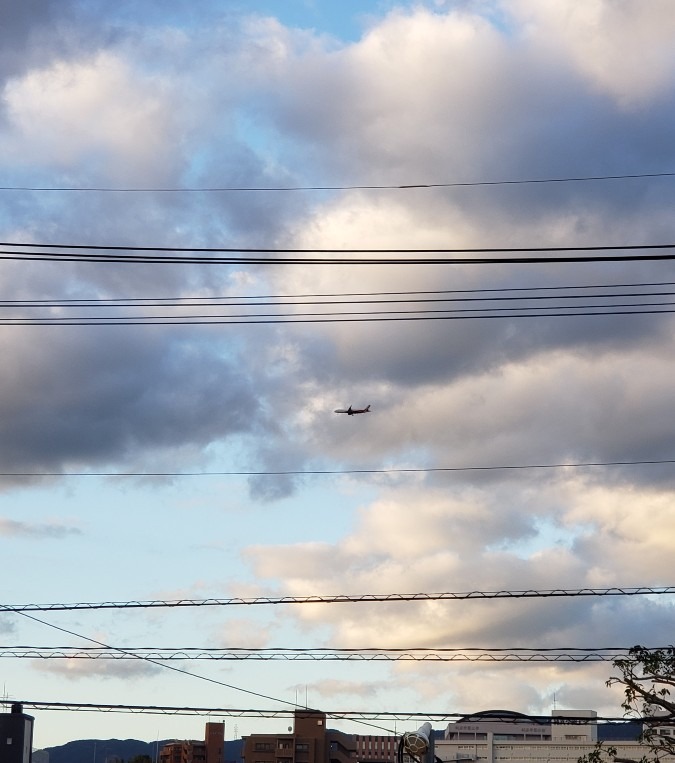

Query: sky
[1,0,675,751]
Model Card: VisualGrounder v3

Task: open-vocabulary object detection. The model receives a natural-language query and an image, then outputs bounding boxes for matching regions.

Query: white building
[436,710,661,763]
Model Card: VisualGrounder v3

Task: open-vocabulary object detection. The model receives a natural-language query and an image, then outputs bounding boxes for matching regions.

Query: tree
[128,756,153,763]
[578,646,675,763]
[609,645,675,760]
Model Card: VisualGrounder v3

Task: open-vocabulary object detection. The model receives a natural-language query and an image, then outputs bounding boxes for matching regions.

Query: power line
[14,611,303,709]
[5,281,675,324]
[1,457,674,478]
[0,645,654,662]
[3,280,675,304]
[1,170,675,193]
[2,586,674,613]
[5,240,675,254]
[9,701,646,724]
[7,288,675,309]
[5,309,675,325]
[14,613,395,734]
[5,300,675,325]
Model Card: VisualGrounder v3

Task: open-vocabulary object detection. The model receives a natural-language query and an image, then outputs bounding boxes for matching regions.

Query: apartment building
[160,721,225,763]
[353,735,400,763]
[243,709,356,763]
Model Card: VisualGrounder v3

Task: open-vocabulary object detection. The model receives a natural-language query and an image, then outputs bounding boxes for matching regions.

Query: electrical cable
[13,612,396,734]
[5,240,675,252]
[1,645,660,662]
[3,280,675,304]
[13,611,303,708]
[7,288,675,309]
[6,306,675,325]
[0,456,673,478]
[1,170,674,193]
[2,586,674,613]
[6,299,675,323]
[8,701,652,724]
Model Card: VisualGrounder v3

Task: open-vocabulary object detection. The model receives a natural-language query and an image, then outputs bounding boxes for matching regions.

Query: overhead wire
[7,701,654,724]
[1,170,675,193]
[7,286,675,308]
[14,611,301,707]
[5,308,675,325]
[1,456,674,477]
[2,279,675,304]
[12,611,396,734]
[5,241,675,264]
[5,300,675,325]
[2,585,674,613]
[3,281,675,324]
[1,645,662,662]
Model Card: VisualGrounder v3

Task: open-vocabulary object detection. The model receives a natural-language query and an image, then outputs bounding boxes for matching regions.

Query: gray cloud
[0,518,81,539]
[31,657,161,680]
[0,326,259,476]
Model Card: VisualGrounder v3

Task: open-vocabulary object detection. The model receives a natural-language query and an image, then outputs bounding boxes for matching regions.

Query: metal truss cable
[1,457,674,478]
[13,611,298,705]
[2,586,673,613]
[1,170,674,192]
[0,645,657,662]
[13,612,395,734]
[9,701,645,724]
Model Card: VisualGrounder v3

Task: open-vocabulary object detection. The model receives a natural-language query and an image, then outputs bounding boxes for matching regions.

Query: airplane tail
[366,404,371,411]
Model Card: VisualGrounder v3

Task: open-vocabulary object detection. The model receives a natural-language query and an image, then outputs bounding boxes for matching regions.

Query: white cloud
[511,0,675,107]
[1,51,182,181]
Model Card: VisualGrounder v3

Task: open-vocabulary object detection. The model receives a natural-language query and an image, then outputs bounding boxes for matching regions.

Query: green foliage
[607,645,675,761]
[578,646,675,763]
[578,742,618,763]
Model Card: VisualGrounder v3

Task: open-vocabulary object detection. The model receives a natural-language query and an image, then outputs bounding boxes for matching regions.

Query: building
[243,709,356,763]
[436,709,660,763]
[160,721,225,763]
[0,703,35,763]
[354,735,399,763]
[207,722,226,763]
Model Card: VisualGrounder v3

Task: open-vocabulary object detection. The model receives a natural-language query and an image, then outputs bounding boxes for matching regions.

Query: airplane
[334,405,371,415]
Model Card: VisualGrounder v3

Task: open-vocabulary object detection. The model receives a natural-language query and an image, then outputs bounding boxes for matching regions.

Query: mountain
[38,738,244,763]
[39,739,161,763]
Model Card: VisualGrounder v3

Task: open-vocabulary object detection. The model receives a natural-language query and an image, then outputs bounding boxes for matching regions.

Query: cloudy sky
[2,0,675,751]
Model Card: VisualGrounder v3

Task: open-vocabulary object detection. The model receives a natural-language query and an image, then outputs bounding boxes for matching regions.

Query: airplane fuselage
[334,405,371,415]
